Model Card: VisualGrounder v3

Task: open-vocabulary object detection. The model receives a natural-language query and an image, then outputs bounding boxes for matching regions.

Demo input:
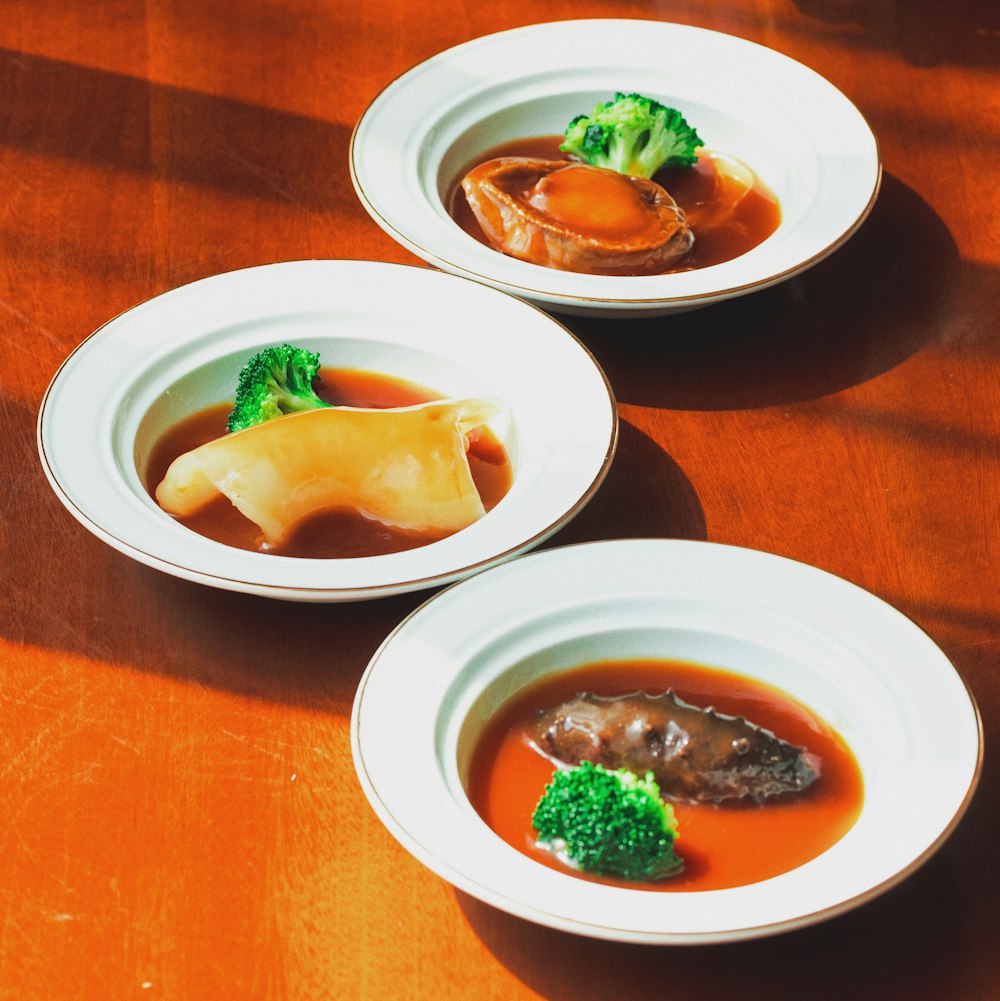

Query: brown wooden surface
[2,1,999,998]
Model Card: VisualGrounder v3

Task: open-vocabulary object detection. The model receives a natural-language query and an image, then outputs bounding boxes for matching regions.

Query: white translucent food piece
[682,152,756,232]
[155,398,500,546]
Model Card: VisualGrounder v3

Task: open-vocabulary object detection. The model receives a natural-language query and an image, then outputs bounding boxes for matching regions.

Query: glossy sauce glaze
[449,135,781,273]
[467,658,863,892]
[145,368,512,558]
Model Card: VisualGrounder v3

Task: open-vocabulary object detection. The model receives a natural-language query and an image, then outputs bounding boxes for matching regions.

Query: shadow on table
[0,47,355,214]
[565,174,960,411]
[456,842,973,1001]
[791,0,1000,68]
[550,420,707,547]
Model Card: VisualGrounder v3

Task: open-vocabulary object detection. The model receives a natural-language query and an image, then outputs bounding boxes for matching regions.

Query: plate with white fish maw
[37,260,617,601]
[351,19,881,317]
[351,539,982,943]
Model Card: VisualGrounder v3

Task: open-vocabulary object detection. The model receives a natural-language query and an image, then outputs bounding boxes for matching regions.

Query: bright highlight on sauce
[527,163,667,240]
[467,658,863,892]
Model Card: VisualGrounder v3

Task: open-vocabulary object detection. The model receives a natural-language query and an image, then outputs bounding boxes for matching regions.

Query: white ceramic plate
[37,260,616,601]
[352,539,982,943]
[351,19,881,318]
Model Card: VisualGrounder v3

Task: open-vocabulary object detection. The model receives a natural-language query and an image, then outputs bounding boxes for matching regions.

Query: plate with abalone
[351,19,881,317]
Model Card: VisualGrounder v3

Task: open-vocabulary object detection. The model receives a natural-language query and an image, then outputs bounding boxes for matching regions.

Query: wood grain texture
[2,0,999,998]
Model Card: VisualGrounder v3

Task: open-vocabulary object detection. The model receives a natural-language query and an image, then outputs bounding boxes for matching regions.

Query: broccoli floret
[532,761,682,882]
[227,344,330,432]
[560,92,702,179]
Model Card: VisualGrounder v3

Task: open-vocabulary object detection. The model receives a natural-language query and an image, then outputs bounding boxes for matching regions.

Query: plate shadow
[564,174,958,411]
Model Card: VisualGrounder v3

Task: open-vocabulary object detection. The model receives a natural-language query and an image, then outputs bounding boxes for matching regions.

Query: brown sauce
[448,135,781,273]
[144,368,513,558]
[467,658,863,891]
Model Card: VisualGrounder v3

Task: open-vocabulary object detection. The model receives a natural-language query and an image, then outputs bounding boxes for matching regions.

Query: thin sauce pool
[448,135,781,272]
[467,658,863,892]
[145,367,512,558]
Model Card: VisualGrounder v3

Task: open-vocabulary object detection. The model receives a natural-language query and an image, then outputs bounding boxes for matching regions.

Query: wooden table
[3,1,998,997]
